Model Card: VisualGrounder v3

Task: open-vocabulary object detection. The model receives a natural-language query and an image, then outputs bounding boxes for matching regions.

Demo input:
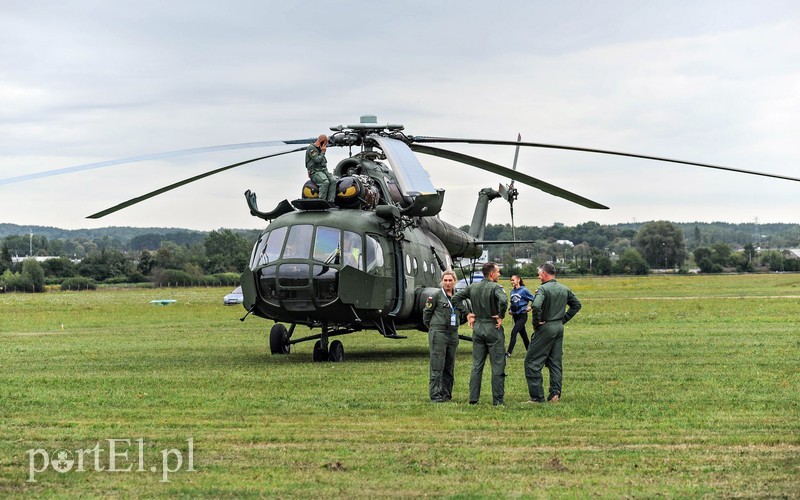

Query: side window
[342,231,363,270]
[405,254,412,275]
[313,226,340,263]
[250,234,263,267]
[254,226,287,266]
[282,225,312,259]
[365,234,385,274]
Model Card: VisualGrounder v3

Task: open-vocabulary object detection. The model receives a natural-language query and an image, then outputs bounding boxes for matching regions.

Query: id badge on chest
[450,313,457,326]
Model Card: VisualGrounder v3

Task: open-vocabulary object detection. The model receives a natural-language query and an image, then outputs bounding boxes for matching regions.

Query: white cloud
[1,1,798,230]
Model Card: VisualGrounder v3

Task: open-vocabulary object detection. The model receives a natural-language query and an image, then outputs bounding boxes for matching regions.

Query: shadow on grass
[232,345,432,365]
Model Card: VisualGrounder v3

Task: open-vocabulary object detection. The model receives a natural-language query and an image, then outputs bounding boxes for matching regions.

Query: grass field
[1,274,799,497]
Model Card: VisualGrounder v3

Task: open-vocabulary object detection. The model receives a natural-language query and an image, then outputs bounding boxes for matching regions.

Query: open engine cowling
[301,175,380,210]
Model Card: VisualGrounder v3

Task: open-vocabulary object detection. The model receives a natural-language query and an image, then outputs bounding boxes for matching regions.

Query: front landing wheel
[328,340,345,362]
[269,324,290,355]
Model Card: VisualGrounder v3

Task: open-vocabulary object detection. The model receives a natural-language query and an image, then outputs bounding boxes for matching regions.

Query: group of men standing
[305,136,582,404]
[423,261,581,405]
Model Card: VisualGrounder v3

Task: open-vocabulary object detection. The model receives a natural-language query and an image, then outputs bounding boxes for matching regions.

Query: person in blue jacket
[506,274,535,358]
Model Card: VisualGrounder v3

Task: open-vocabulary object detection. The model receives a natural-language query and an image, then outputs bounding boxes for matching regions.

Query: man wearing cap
[525,262,581,404]
[305,134,336,203]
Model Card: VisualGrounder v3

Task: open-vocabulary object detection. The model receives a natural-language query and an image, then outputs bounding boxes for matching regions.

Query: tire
[312,340,327,362]
[269,324,290,355]
[328,340,345,362]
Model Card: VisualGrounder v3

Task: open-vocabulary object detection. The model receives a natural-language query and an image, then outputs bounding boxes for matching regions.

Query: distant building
[11,255,81,264]
[783,249,800,260]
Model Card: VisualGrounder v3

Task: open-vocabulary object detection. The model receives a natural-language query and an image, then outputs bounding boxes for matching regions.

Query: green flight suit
[524,279,581,402]
[305,143,336,202]
[423,289,466,402]
[452,280,509,405]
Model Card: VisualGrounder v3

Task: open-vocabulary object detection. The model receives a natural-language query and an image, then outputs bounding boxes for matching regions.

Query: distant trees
[635,221,688,269]
[592,255,613,276]
[77,248,133,282]
[0,258,45,292]
[2,220,799,292]
[204,229,251,274]
[60,277,97,291]
[0,242,10,274]
[615,248,649,275]
[42,257,78,278]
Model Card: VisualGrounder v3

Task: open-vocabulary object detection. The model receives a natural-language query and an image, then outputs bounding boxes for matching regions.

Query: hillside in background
[3,221,800,251]
[0,223,206,242]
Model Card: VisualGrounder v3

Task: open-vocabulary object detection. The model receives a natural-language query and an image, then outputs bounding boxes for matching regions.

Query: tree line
[2,221,799,293]
[1,229,253,292]
[465,220,800,277]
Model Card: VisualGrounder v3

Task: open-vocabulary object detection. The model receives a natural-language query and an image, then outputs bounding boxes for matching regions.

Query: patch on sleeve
[425,296,434,309]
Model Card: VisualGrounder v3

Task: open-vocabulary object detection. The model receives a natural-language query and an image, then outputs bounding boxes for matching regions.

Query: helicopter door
[338,233,396,310]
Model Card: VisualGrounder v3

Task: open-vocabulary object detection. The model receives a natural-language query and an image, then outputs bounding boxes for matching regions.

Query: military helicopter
[6,115,799,362]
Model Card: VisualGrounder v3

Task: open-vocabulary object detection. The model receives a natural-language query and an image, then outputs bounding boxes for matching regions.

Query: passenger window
[282,225,312,259]
[313,226,340,263]
[342,231,363,270]
[365,234,385,274]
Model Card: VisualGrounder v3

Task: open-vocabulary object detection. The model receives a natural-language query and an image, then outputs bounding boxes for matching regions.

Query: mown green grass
[1,275,798,497]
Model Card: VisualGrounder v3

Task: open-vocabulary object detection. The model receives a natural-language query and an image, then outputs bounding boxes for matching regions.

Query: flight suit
[305,143,336,203]
[524,279,581,402]
[423,289,466,402]
[452,280,509,405]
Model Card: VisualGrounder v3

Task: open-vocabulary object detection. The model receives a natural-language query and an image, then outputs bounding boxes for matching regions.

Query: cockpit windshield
[282,225,312,259]
[252,224,382,271]
[251,226,287,267]
[313,226,340,264]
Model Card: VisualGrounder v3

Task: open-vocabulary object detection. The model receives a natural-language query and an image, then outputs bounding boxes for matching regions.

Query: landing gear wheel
[328,340,344,362]
[312,340,328,362]
[269,324,290,355]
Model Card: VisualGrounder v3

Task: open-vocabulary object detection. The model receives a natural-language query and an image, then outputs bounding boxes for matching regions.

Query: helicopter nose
[257,262,340,313]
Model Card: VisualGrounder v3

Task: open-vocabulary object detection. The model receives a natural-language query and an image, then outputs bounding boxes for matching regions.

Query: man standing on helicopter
[305,134,336,203]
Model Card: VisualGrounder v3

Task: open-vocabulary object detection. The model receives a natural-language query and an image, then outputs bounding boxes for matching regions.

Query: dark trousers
[524,322,564,402]
[429,328,459,401]
[507,312,530,354]
[470,320,506,405]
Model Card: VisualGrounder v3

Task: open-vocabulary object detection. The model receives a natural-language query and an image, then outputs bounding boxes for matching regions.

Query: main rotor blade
[410,144,609,210]
[1,139,314,186]
[412,136,800,183]
[87,147,306,219]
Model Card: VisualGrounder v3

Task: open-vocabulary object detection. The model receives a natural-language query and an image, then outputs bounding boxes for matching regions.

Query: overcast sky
[2,0,798,231]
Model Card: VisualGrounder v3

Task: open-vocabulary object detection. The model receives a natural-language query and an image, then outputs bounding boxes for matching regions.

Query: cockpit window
[313,226,341,264]
[252,226,287,267]
[282,224,312,259]
[342,231,363,270]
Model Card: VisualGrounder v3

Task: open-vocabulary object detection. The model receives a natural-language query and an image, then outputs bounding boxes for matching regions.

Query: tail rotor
[499,133,522,260]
